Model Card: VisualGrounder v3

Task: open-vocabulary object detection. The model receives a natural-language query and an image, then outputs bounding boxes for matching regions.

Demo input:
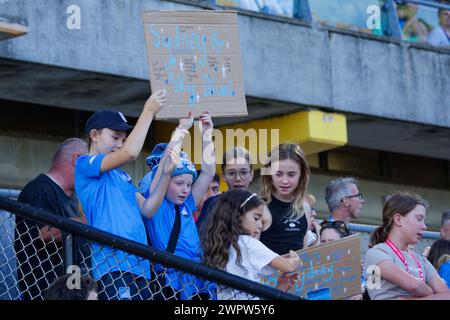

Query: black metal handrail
[0,196,302,300]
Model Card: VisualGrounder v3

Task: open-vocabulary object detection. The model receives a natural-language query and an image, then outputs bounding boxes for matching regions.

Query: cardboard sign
[142,11,248,119]
[261,234,361,300]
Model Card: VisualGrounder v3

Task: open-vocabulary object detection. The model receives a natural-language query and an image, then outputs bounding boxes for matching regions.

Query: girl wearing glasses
[196,147,272,235]
[201,189,300,300]
[260,143,311,255]
[365,192,450,300]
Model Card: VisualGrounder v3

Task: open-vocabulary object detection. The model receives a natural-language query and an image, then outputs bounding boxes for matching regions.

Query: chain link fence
[0,196,300,301]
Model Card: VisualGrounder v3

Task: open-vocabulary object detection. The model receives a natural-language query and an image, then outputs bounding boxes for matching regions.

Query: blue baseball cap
[85,109,133,133]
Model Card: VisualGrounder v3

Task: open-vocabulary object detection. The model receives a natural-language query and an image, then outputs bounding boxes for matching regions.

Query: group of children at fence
[62,90,450,300]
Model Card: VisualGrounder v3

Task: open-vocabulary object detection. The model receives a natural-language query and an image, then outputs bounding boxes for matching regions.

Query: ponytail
[369,226,388,248]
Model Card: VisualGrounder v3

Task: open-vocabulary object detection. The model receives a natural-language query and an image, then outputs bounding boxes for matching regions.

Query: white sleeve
[244,237,279,274]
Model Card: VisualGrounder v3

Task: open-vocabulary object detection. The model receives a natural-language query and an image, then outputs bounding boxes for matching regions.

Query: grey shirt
[364,243,439,300]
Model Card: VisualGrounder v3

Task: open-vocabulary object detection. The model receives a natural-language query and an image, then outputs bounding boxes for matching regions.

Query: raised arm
[149,113,194,194]
[100,90,166,173]
[136,148,179,218]
[191,111,216,206]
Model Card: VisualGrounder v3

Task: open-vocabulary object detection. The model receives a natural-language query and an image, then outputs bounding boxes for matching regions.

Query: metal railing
[0,196,300,300]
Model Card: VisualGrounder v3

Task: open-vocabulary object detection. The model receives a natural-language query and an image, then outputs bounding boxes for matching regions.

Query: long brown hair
[427,239,450,271]
[200,189,264,270]
[261,142,310,220]
[370,192,428,248]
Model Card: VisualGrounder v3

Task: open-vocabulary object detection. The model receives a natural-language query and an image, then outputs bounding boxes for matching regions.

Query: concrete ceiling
[1,58,450,161]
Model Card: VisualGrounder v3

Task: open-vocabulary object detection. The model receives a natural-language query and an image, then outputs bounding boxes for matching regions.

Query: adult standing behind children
[259,143,311,254]
[143,111,216,300]
[75,90,173,300]
[324,177,365,226]
[365,192,450,300]
[15,138,88,300]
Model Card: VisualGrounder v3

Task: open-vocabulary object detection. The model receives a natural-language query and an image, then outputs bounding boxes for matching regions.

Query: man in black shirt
[14,138,89,300]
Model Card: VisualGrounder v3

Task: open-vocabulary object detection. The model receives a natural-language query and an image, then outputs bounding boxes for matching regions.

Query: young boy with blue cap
[75,90,178,300]
[142,111,217,300]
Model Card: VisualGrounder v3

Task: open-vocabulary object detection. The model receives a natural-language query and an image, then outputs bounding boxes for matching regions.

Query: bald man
[14,138,89,300]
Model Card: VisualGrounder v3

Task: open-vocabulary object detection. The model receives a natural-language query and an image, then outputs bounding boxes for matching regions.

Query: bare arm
[100,90,166,173]
[399,275,450,300]
[191,111,216,206]
[137,149,179,218]
[428,272,450,294]
[270,250,300,273]
[378,260,434,296]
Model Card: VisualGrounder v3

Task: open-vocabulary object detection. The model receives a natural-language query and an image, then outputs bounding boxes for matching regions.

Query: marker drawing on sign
[143,11,248,118]
[221,65,226,78]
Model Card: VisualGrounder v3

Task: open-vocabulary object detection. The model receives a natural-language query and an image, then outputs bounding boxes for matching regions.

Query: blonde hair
[261,142,310,220]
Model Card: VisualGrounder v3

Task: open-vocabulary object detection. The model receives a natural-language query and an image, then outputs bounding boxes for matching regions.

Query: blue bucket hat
[146,143,197,180]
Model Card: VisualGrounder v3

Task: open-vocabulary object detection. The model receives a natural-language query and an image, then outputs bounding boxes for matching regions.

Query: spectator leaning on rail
[14,138,89,300]
[75,90,171,300]
[201,189,300,300]
[427,8,450,47]
[365,192,450,300]
[324,177,365,227]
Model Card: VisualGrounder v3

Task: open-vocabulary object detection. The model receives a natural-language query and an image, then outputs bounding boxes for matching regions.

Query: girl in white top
[365,192,450,300]
[200,189,300,300]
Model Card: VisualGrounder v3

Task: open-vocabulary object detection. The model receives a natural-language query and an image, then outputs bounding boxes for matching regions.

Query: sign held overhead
[142,10,248,119]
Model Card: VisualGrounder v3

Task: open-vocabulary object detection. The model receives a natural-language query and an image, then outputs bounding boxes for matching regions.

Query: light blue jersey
[144,194,214,299]
[75,154,150,280]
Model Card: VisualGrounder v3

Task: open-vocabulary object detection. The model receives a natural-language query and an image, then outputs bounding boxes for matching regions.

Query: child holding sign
[366,192,450,300]
[143,111,217,300]
[201,189,300,300]
[75,90,172,300]
[260,143,311,255]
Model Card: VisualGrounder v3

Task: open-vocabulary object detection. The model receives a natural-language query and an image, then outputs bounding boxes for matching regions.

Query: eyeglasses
[319,220,351,237]
[224,169,251,180]
[343,193,364,201]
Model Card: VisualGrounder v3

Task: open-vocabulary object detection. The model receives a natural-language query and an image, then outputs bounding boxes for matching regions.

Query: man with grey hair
[14,138,89,300]
[325,177,365,225]
[441,211,450,240]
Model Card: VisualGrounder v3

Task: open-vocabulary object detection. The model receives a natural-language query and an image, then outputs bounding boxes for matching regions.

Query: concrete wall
[1,0,449,127]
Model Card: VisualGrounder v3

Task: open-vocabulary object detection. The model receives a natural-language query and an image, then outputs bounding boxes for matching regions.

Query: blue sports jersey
[144,193,214,299]
[75,154,150,280]
[439,261,450,288]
